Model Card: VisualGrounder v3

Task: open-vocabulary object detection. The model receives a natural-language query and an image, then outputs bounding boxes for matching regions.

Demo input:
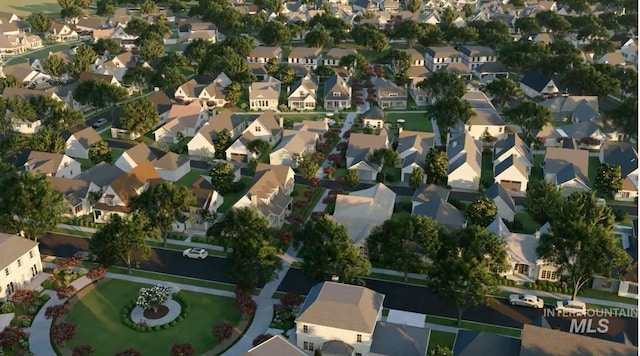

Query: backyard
[175,169,206,187]
[385,113,432,132]
[217,177,253,212]
[427,330,456,354]
[588,156,600,185]
[62,279,242,355]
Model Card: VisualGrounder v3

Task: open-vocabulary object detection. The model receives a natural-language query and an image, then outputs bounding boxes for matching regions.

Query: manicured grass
[480,153,494,184]
[425,315,522,338]
[292,185,324,220]
[111,148,126,161]
[513,212,541,234]
[52,227,94,238]
[529,154,545,183]
[368,272,428,286]
[334,168,348,177]
[390,210,411,222]
[175,169,206,187]
[6,43,76,64]
[280,113,327,123]
[606,199,639,207]
[553,120,571,127]
[0,0,60,16]
[64,279,242,354]
[218,177,253,212]
[108,266,237,292]
[577,288,638,305]
[588,156,600,186]
[382,308,389,317]
[77,158,94,171]
[385,112,432,132]
[427,330,456,354]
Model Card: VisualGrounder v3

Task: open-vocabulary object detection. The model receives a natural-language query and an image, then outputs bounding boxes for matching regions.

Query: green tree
[406,0,421,12]
[30,127,66,153]
[427,226,509,326]
[265,58,282,78]
[138,36,165,61]
[27,12,52,33]
[209,162,236,194]
[466,196,498,227]
[213,130,233,160]
[537,191,632,300]
[298,155,320,183]
[88,141,112,164]
[67,44,97,79]
[92,38,122,55]
[140,0,158,14]
[370,148,401,183]
[429,345,453,356]
[313,65,334,80]
[522,180,564,224]
[483,78,522,110]
[96,0,115,17]
[498,41,550,74]
[607,98,637,140]
[427,97,475,137]
[503,102,552,143]
[60,5,84,20]
[43,108,83,131]
[224,82,242,105]
[417,72,466,102]
[0,76,23,95]
[184,38,213,65]
[467,20,511,48]
[393,20,423,47]
[209,208,281,289]
[304,28,331,48]
[248,158,258,175]
[120,97,159,137]
[125,18,149,36]
[514,17,541,36]
[565,64,620,97]
[246,139,272,157]
[594,163,623,197]
[122,66,154,91]
[346,169,359,187]
[259,21,290,46]
[130,182,196,247]
[424,148,448,184]
[153,66,186,91]
[408,167,425,190]
[89,213,152,272]
[417,24,444,47]
[297,215,371,284]
[367,215,440,281]
[279,68,296,87]
[0,170,66,241]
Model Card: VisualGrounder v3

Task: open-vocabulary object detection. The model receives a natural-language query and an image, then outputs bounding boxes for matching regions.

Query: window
[622,191,631,198]
[388,93,398,97]
[498,127,503,133]
[17,259,21,267]
[333,92,340,97]
[541,270,557,280]
[601,280,612,289]
[629,284,638,294]
[303,342,314,351]
[357,334,362,343]
[255,126,261,132]
[74,204,83,214]
[29,251,34,259]
[4,268,8,276]
[302,325,308,333]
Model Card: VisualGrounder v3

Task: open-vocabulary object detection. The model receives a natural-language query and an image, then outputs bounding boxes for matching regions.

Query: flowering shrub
[271,304,299,330]
[310,211,325,219]
[294,201,307,209]
[280,292,303,309]
[211,322,233,343]
[115,348,143,356]
[72,344,95,356]
[335,176,347,186]
[311,152,324,161]
[342,130,352,139]
[322,195,337,205]
[45,304,70,320]
[324,166,336,179]
[55,257,79,271]
[10,290,36,306]
[307,178,320,187]
[336,142,347,152]
[16,315,32,327]
[0,325,27,349]
[86,266,106,280]
[275,230,293,244]
[136,285,172,312]
[57,285,77,300]
[171,343,196,356]
[0,301,15,313]
[232,287,257,318]
[51,322,77,347]
[303,190,315,198]
[329,188,344,196]
[285,213,304,226]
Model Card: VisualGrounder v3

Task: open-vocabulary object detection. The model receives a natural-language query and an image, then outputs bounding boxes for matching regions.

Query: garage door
[500,180,521,191]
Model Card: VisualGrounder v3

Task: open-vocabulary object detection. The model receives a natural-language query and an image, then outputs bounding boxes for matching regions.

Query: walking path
[310,188,330,214]
[315,112,357,179]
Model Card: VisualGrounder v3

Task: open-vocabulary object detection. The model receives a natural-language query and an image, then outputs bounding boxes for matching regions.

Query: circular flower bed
[121,292,190,332]
[143,305,170,319]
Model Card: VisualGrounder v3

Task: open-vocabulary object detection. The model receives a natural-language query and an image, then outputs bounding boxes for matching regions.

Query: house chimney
[278,115,283,128]
[534,229,540,239]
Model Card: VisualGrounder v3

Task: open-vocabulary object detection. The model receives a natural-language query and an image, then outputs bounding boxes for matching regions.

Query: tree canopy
[523,180,564,224]
[89,213,152,272]
[120,97,159,136]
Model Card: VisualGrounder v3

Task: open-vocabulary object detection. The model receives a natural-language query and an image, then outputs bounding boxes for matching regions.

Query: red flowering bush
[294,201,307,209]
[280,292,303,309]
[45,304,70,320]
[311,152,324,161]
[72,345,95,356]
[275,229,293,244]
[212,322,233,343]
[57,285,77,299]
[10,289,36,306]
[86,266,106,280]
[0,326,27,349]
[51,322,77,347]
[303,190,315,198]
[342,130,352,139]
[335,176,347,186]
[307,178,320,187]
[55,257,80,271]
[115,348,143,356]
[171,343,196,356]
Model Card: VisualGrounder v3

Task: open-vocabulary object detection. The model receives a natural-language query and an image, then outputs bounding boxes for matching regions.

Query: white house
[323,73,351,110]
[361,105,385,129]
[45,23,78,42]
[447,132,482,190]
[152,152,191,182]
[63,126,102,160]
[187,112,247,158]
[323,48,357,66]
[463,91,506,141]
[249,77,281,111]
[425,46,461,71]
[288,47,322,70]
[287,75,317,110]
[14,150,81,178]
[458,45,497,71]
[154,101,209,144]
[345,133,389,181]
[242,110,284,146]
[599,141,639,202]
[493,134,533,192]
[397,129,435,183]
[484,183,516,222]
[269,130,318,168]
[1,63,51,87]
[247,46,283,64]
[114,143,161,173]
[544,147,591,195]
[174,176,224,232]
[0,233,43,301]
[520,70,559,98]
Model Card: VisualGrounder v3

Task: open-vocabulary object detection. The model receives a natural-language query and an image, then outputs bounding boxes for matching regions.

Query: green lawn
[6,43,76,65]
[0,0,60,16]
[425,315,522,338]
[111,148,126,161]
[64,279,242,354]
[385,113,433,132]
[77,158,94,171]
[368,272,428,286]
[218,177,253,213]
[588,156,600,185]
[513,212,541,234]
[175,169,206,187]
[427,330,456,354]
[577,288,638,305]
[292,185,324,220]
[480,153,494,185]
[390,210,411,223]
[529,154,545,183]
[334,168,348,177]
[280,113,327,123]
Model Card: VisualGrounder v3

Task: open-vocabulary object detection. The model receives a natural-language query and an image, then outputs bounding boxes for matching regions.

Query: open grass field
[63,279,241,355]
[0,0,60,17]
[385,112,432,132]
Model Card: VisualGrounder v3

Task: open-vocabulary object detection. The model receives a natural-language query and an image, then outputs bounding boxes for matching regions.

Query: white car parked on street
[182,248,208,259]
[555,300,587,316]
[509,294,545,309]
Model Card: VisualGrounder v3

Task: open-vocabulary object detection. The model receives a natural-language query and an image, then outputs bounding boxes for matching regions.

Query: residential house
[402,48,425,66]
[30,51,71,73]
[1,87,61,133]
[108,8,131,27]
[333,183,396,248]
[489,220,561,282]
[0,62,50,86]
[288,47,322,70]
[247,46,283,63]
[544,147,590,195]
[245,335,305,356]
[269,130,319,168]
[114,143,162,172]
[323,73,351,110]
[45,23,78,42]
[249,77,281,111]
[74,17,106,32]
[288,75,317,110]
[152,152,191,182]
[538,95,601,125]
[226,111,283,162]
[249,62,269,81]
[0,34,42,57]
[447,132,482,190]
[599,141,638,202]
[407,66,430,106]
[154,101,209,144]
[412,184,466,230]
[557,121,608,150]
[353,0,379,12]
[520,70,559,98]
[599,52,626,66]
[95,52,152,84]
[13,150,81,178]
[173,73,232,109]
[472,62,511,83]
[361,105,385,129]
[60,162,125,216]
[493,134,532,191]
[110,92,174,140]
[177,22,218,43]
[63,125,102,160]
[93,160,162,223]
[532,123,564,148]
[425,46,461,71]
[0,233,43,301]
[493,134,533,174]
[187,112,249,158]
[233,163,294,228]
[592,250,638,300]
[620,39,637,65]
[372,77,407,110]
[458,45,498,70]
[453,330,522,356]
[292,119,329,138]
[345,133,389,181]
[520,325,638,355]
[443,62,473,80]
[323,48,357,66]
[484,183,516,222]
[397,130,435,183]
[77,71,122,87]
[173,176,223,232]
[106,24,137,50]
[0,12,24,36]
[463,91,507,141]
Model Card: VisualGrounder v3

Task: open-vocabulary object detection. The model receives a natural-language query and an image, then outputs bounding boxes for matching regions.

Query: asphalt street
[41,233,637,345]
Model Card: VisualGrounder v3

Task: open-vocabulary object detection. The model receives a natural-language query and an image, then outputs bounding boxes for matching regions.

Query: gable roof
[412,184,449,203]
[196,112,251,144]
[370,322,430,356]
[272,129,318,155]
[76,162,124,188]
[1,87,56,101]
[78,71,115,84]
[447,132,482,175]
[248,46,282,59]
[122,143,161,166]
[361,105,385,121]
[425,46,459,58]
[152,151,189,170]
[325,48,357,60]
[146,91,174,115]
[601,141,638,177]
[250,78,281,101]
[13,150,65,175]
[289,47,321,59]
[464,91,505,126]
[1,62,36,82]
[50,177,90,206]
[346,133,388,163]
[484,183,516,212]
[494,154,528,178]
[520,70,553,93]
[296,281,385,333]
[458,45,496,57]
[288,76,317,99]
[324,73,350,101]
[544,147,590,186]
[65,125,101,149]
[292,119,328,135]
[397,131,436,168]
[0,233,38,270]
[494,133,532,164]
[109,160,161,205]
[244,335,305,356]
[454,330,521,356]
[412,195,465,229]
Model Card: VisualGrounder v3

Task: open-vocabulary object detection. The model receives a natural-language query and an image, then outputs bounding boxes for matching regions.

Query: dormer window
[24,163,34,171]
[388,93,398,97]
[105,194,115,206]
[255,126,261,132]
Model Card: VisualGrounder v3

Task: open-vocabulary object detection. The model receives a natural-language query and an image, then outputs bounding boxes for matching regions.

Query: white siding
[0,247,43,300]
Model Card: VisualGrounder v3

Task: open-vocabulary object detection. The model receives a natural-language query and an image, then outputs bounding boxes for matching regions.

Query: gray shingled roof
[413,199,466,229]
[370,322,430,356]
[493,134,532,164]
[412,184,449,204]
[453,330,521,356]
[484,183,516,212]
[50,177,90,206]
[520,70,553,93]
[601,142,638,177]
[76,162,125,188]
[320,340,354,355]
[361,105,385,121]
[556,121,600,140]
[494,154,527,178]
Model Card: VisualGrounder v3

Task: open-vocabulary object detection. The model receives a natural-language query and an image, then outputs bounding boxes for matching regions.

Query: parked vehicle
[555,300,587,316]
[182,248,208,259]
[92,118,107,128]
[509,294,544,309]
[73,251,97,261]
